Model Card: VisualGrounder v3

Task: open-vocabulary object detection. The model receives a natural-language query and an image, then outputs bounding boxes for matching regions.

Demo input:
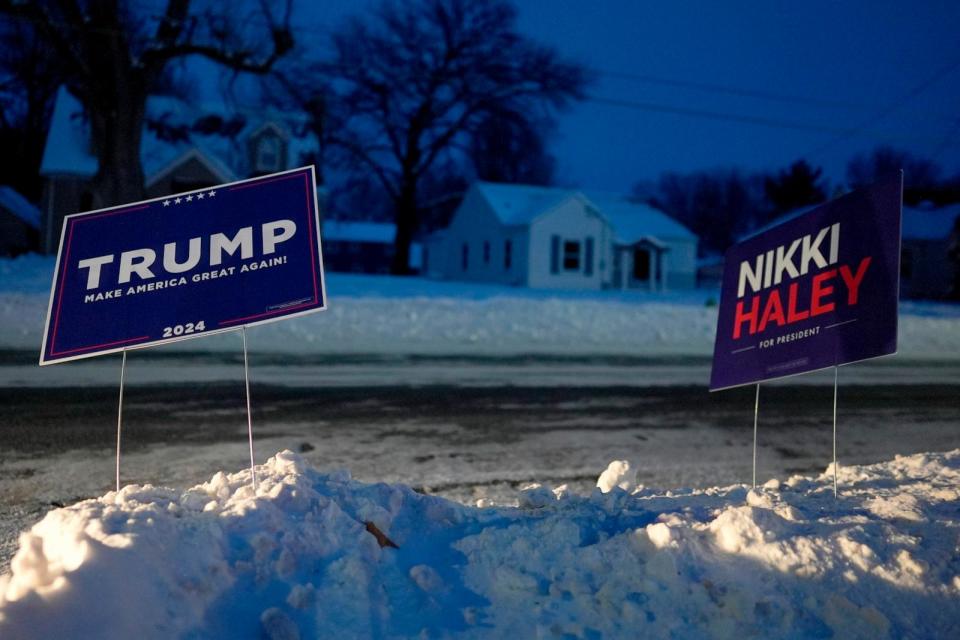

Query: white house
[589,191,698,290]
[423,182,698,290]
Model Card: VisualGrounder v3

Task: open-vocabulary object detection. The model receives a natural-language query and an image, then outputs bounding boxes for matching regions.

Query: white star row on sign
[161,190,217,207]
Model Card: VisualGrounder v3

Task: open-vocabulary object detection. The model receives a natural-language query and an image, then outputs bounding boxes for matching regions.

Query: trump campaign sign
[40,166,325,365]
[710,174,902,391]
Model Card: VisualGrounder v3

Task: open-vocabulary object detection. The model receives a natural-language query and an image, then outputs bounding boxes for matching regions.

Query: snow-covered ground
[3,254,960,388]
[1,449,958,639]
[3,254,960,360]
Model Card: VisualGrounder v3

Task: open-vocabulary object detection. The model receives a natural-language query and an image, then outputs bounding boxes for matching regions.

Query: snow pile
[1,450,958,638]
[596,459,636,492]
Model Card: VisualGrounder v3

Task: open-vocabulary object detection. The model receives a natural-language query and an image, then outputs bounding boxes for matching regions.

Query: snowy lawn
[1,449,958,639]
[2,254,960,359]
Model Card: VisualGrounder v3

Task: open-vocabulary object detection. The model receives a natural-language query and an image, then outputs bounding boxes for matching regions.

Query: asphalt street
[2,380,957,572]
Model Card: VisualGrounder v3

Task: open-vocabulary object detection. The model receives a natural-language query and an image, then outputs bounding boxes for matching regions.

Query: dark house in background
[0,186,40,256]
[900,203,960,299]
[322,220,422,274]
[38,87,315,254]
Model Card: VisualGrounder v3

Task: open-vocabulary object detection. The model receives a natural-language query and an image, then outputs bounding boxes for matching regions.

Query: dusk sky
[257,1,960,194]
[513,0,960,191]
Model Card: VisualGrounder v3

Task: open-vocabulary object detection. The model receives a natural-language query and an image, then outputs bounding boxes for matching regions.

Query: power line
[594,68,959,123]
[4,10,958,156]
[802,55,960,159]
[585,95,953,146]
[596,69,868,111]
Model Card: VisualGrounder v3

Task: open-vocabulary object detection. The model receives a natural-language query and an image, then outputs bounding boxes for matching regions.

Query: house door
[633,248,651,283]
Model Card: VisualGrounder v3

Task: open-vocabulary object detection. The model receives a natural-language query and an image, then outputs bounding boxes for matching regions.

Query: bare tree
[847,146,941,204]
[0,0,294,208]
[469,107,556,186]
[764,160,827,217]
[262,65,336,187]
[321,0,587,274]
[0,17,64,201]
[645,169,768,256]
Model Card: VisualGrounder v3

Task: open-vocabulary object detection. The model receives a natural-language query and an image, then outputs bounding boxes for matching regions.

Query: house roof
[580,191,697,243]
[322,219,423,269]
[902,204,960,240]
[0,186,40,228]
[40,86,314,183]
[323,220,397,244]
[40,87,98,177]
[474,182,584,225]
[472,181,696,242]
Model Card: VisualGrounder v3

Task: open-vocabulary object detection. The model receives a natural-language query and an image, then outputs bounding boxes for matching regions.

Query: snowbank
[1,449,958,639]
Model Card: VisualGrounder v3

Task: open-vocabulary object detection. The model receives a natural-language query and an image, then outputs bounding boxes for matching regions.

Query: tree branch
[328,134,401,200]
[142,1,293,75]
[0,0,93,81]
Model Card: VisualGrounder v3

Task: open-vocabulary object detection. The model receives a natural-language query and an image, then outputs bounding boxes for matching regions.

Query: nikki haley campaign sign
[710,174,902,391]
[40,167,325,365]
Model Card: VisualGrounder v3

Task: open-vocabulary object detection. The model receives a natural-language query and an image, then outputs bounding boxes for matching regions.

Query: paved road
[2,381,957,572]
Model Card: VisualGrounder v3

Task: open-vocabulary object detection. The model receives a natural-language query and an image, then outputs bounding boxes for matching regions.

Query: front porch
[613,237,669,291]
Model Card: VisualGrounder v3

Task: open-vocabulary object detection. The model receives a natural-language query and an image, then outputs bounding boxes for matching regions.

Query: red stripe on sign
[218,301,316,326]
[79,204,151,221]
[50,335,151,358]
[49,203,151,356]
[49,219,76,355]
[228,173,301,191]
[219,171,320,327]
[304,172,319,304]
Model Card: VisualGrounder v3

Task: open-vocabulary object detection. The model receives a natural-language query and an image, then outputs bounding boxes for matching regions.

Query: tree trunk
[391,179,418,275]
[88,84,148,209]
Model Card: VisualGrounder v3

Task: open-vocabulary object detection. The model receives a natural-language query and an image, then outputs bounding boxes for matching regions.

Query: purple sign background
[710,174,902,391]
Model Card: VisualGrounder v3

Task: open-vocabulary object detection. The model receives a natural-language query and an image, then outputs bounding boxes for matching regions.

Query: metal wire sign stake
[242,327,258,491]
[115,349,127,492]
[39,167,327,494]
[114,329,260,494]
[752,383,760,489]
[832,366,839,498]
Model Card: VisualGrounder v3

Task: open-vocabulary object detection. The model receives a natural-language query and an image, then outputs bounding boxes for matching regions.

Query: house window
[634,248,651,281]
[483,241,490,265]
[256,135,281,172]
[584,237,594,276]
[462,242,469,271]
[504,240,512,270]
[563,240,581,271]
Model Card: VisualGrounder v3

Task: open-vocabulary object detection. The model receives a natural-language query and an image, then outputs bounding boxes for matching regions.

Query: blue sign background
[40,167,325,365]
[710,175,902,391]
